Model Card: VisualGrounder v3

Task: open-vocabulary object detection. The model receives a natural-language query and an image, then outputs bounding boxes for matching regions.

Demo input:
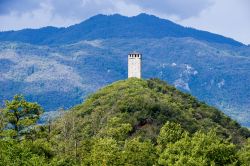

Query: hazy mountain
[0,14,249,127]
[0,14,243,46]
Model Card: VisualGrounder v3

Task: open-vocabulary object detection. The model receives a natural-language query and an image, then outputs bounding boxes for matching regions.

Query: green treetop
[1,95,43,137]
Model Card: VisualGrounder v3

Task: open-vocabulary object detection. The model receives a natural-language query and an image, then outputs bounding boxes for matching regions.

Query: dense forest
[0,78,250,165]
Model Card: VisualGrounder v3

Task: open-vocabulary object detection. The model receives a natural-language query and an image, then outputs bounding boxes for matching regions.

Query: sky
[0,0,249,44]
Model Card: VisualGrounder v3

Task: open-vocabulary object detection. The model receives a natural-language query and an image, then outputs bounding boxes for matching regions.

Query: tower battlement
[128,52,142,78]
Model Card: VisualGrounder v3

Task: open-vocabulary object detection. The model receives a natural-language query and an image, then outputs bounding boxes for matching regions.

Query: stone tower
[128,52,142,78]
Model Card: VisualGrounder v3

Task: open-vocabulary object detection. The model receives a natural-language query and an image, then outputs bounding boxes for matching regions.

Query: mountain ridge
[0,13,243,46]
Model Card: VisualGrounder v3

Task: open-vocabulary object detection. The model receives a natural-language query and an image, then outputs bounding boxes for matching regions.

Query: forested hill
[51,78,250,165]
[0,14,243,46]
[1,78,250,165]
[69,78,249,144]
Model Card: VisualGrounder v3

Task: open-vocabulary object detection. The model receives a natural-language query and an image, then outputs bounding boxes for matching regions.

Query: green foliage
[238,139,250,165]
[97,117,133,141]
[0,139,48,166]
[158,130,237,166]
[121,137,157,166]
[0,79,249,165]
[90,138,121,165]
[0,129,17,138]
[0,96,51,165]
[2,95,43,137]
[157,121,187,152]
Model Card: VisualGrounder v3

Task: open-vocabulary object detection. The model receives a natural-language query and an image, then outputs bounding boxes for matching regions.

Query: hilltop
[64,78,249,144]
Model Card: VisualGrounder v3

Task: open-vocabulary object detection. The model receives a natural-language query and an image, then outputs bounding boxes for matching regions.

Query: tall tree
[0,109,5,134]
[2,95,43,137]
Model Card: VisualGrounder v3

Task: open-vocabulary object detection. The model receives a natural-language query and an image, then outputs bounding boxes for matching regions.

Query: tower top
[128,51,142,78]
[128,51,142,58]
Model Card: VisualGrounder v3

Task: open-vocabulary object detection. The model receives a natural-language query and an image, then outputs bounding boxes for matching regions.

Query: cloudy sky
[0,0,249,44]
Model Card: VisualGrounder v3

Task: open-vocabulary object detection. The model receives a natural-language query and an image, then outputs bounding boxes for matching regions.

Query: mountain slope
[0,14,243,46]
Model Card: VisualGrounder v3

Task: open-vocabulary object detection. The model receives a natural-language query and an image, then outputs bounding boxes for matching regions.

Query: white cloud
[126,0,213,19]
[110,1,143,16]
[0,0,40,15]
[178,0,250,44]
[0,2,79,30]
